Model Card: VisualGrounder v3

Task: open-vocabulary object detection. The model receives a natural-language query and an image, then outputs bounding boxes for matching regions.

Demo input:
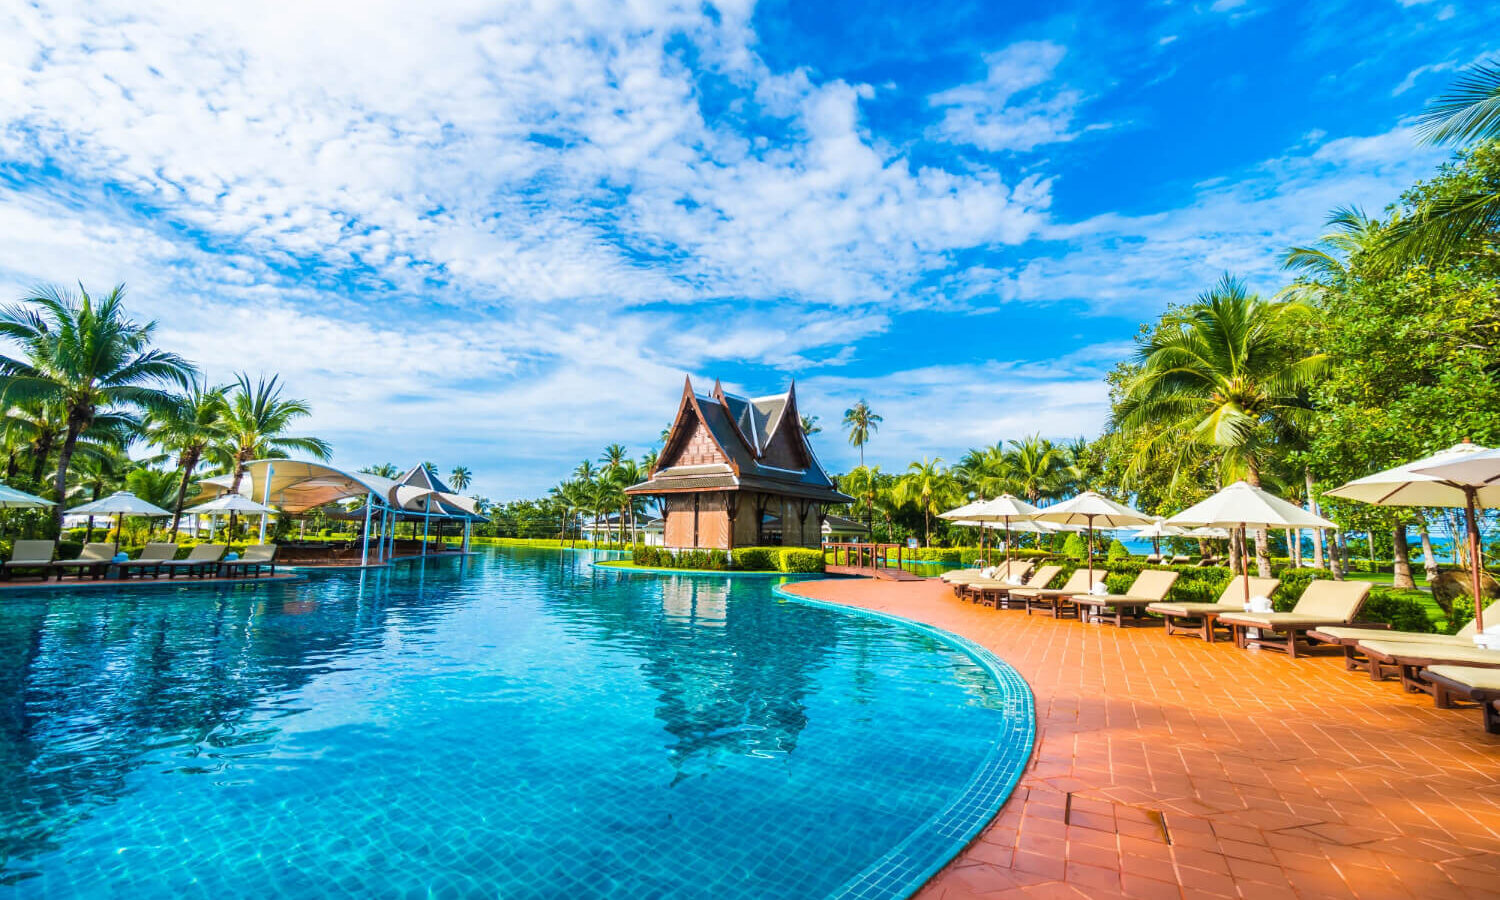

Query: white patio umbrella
[1034,491,1152,584]
[940,498,999,562]
[948,494,1041,566]
[0,482,55,508]
[1131,517,1185,557]
[187,494,280,541]
[67,491,172,551]
[1167,481,1336,607]
[1387,442,1500,636]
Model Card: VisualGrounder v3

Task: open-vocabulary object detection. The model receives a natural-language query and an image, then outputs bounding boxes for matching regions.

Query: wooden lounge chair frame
[1356,642,1500,700]
[1308,598,1500,679]
[49,542,116,581]
[158,544,227,579]
[972,564,1061,609]
[117,543,182,580]
[2,540,56,581]
[219,545,278,579]
[1019,569,1102,619]
[956,560,1032,601]
[1150,576,1283,643]
[1072,570,1180,627]
[1419,668,1500,734]
[1221,580,1374,659]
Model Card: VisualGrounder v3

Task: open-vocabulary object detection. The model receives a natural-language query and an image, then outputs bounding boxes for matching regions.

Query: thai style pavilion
[626,378,852,550]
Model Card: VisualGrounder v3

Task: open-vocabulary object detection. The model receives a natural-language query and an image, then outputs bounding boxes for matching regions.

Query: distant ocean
[1118,531,1466,561]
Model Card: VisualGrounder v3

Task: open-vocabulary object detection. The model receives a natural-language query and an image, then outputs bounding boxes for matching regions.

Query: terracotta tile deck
[787,577,1500,900]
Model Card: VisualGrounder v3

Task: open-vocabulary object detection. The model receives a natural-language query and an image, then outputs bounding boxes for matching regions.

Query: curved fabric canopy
[197,460,400,514]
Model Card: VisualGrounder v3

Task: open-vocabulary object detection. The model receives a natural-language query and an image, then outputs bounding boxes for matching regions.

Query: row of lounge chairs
[942,559,1500,733]
[1,541,278,582]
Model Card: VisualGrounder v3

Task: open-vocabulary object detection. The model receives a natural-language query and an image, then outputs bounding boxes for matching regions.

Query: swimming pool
[0,548,1031,898]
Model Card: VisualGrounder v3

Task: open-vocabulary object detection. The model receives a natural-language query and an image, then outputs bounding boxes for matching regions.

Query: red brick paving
[787,577,1500,899]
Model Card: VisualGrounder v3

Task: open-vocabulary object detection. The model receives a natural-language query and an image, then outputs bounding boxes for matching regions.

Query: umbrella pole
[1087,515,1094,584]
[1241,524,1251,607]
[1466,488,1485,635]
[114,513,121,553]
[1005,517,1012,566]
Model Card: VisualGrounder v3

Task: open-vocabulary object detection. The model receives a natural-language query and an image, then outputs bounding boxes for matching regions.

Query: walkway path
[786,577,1500,899]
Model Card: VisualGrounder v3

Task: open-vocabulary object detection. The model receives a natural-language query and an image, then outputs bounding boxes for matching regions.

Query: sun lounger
[971,564,1062,609]
[1352,639,1500,699]
[959,560,1035,601]
[2,540,56,580]
[219,544,278,578]
[49,542,116,580]
[1148,575,1282,642]
[117,542,181,579]
[1419,666,1500,734]
[1308,598,1500,678]
[1014,568,1103,619]
[1220,580,1375,659]
[1071,569,1180,627]
[156,544,227,578]
[1144,554,1162,564]
[1168,555,1190,565]
[948,560,1028,598]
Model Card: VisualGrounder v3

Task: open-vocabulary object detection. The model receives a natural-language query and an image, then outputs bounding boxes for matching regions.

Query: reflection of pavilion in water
[557,573,840,772]
[0,565,460,876]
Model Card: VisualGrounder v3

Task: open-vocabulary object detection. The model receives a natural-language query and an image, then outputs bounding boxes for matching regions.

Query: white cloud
[927,41,1085,153]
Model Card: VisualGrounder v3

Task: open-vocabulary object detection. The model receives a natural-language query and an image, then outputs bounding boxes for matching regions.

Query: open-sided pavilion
[197,460,485,566]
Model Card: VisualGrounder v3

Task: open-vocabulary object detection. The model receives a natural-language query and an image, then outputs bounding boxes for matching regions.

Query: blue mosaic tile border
[770,583,1037,900]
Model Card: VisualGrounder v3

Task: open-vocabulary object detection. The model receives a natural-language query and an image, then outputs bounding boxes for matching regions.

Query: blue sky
[0,0,1493,500]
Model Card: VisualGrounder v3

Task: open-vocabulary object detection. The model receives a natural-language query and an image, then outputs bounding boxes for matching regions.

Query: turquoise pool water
[0,548,1028,898]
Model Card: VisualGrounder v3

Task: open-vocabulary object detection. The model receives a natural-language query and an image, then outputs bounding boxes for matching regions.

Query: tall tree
[144,376,228,539]
[214,373,331,500]
[0,284,194,532]
[800,414,821,435]
[1112,275,1326,575]
[898,457,955,547]
[449,466,472,491]
[842,400,882,469]
[1003,434,1065,503]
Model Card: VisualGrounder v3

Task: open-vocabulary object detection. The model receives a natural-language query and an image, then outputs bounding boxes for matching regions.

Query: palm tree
[801,414,821,435]
[66,444,130,542]
[144,376,228,539]
[574,460,597,483]
[550,480,589,545]
[599,443,628,471]
[1004,435,1065,503]
[1113,275,1326,575]
[898,457,954,547]
[360,463,401,478]
[640,448,659,472]
[842,400,882,468]
[1382,59,1500,263]
[840,464,883,526]
[213,372,331,506]
[0,284,195,532]
[449,466,472,491]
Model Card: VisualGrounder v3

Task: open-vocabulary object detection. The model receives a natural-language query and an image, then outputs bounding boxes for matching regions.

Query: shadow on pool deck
[786,577,1500,900]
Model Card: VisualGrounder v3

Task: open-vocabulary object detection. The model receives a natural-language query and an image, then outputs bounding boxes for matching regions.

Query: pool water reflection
[0,548,1021,898]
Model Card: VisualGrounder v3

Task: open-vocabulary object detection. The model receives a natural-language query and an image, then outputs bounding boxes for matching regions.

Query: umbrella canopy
[0,483,55,509]
[1167,481,1335,606]
[938,499,992,521]
[1166,481,1335,532]
[957,494,1043,564]
[67,491,172,517]
[1325,442,1500,507]
[66,491,172,552]
[1034,491,1152,581]
[188,494,279,515]
[1179,526,1232,539]
[1404,443,1500,636]
[1132,518,1187,539]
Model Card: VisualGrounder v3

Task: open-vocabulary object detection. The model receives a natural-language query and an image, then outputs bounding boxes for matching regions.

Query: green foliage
[1106,539,1131,561]
[732,547,778,570]
[1061,532,1087,560]
[778,548,825,573]
[1269,568,1335,611]
[1357,589,1437,633]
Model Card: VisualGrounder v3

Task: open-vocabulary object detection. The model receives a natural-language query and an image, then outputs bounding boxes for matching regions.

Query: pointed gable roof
[629,376,850,503]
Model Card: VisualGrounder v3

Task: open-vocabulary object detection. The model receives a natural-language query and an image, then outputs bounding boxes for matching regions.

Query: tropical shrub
[732,547,777,570]
[1356,589,1436,633]
[1106,539,1131,561]
[779,548,825,573]
[1061,533,1087,560]
[1271,568,1335,611]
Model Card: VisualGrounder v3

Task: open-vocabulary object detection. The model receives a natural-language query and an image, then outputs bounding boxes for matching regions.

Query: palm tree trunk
[1418,517,1439,583]
[51,420,83,535]
[31,434,54,487]
[1244,464,1272,577]
[1305,469,1324,570]
[169,448,202,541]
[1392,525,1415,589]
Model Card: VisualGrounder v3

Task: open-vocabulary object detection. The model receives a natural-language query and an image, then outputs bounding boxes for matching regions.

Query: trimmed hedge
[631,544,823,573]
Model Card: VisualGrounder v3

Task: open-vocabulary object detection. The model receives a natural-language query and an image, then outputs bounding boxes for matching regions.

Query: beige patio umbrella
[1386,442,1500,636]
[67,491,172,552]
[0,482,54,508]
[940,498,997,562]
[953,494,1041,566]
[1033,491,1152,585]
[1167,481,1337,607]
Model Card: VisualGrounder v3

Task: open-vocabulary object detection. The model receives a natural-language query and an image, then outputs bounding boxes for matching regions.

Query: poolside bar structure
[196,460,485,566]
